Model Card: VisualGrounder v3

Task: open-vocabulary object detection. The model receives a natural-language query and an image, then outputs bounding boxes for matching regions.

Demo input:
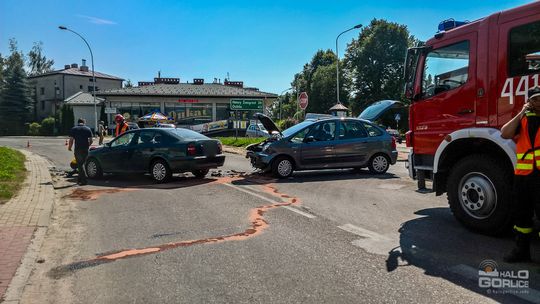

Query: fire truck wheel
[447,154,513,236]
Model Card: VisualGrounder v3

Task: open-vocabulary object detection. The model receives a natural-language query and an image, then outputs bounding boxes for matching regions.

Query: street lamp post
[335,24,362,104]
[279,87,293,120]
[58,26,97,134]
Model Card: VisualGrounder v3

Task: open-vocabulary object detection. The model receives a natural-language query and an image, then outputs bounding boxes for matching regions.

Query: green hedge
[215,137,265,148]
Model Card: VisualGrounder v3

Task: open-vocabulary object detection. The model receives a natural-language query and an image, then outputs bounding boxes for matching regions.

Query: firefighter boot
[503,233,531,263]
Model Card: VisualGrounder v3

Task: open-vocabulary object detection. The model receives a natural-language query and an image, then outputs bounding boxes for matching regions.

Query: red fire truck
[403,2,540,235]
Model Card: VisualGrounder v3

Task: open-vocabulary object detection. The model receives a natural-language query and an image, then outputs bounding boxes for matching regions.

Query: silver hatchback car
[246,114,398,178]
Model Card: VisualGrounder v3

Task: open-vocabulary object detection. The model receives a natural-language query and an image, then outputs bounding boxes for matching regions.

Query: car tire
[447,154,513,236]
[368,153,390,174]
[192,169,209,179]
[271,156,294,178]
[85,158,103,179]
[150,159,172,183]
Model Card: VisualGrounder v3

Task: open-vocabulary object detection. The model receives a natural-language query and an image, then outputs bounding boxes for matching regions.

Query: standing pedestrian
[115,114,129,137]
[68,118,93,186]
[98,121,106,145]
[501,86,540,263]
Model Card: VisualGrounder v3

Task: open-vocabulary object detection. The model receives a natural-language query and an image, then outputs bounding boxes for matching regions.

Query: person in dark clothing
[68,118,93,185]
[501,86,540,263]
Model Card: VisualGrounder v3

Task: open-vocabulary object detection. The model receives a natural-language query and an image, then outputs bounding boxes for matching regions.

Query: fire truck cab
[404,2,540,235]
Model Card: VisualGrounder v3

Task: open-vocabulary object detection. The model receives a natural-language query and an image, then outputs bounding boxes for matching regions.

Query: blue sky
[0,0,531,93]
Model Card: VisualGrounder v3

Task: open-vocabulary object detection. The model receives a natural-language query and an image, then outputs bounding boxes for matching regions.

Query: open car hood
[358,100,403,122]
[254,113,281,135]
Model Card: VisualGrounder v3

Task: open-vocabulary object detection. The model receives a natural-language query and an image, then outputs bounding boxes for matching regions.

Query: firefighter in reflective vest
[114,114,129,137]
[501,86,540,263]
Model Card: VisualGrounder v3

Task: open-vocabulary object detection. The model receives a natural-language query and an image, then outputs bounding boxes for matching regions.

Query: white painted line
[282,206,316,219]
[450,264,540,303]
[337,224,391,241]
[221,183,315,219]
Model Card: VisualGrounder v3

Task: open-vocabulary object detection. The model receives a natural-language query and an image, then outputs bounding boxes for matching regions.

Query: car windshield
[282,121,316,138]
[169,128,209,140]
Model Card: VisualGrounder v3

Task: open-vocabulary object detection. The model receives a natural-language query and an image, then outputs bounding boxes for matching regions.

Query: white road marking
[338,224,398,255]
[221,183,315,219]
[282,206,316,218]
[450,264,540,303]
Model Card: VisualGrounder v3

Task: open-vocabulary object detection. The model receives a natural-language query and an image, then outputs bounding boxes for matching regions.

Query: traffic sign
[230,99,263,110]
[105,107,117,114]
[299,92,308,110]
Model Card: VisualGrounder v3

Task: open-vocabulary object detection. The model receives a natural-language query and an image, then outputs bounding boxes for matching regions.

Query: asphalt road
[1,136,539,303]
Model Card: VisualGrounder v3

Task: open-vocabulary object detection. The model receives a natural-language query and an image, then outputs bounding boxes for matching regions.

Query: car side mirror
[304,136,315,143]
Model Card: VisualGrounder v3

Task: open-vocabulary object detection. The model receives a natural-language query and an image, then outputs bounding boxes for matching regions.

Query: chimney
[194,78,204,85]
[71,63,78,68]
[82,59,87,67]
[64,64,71,69]
[80,59,89,72]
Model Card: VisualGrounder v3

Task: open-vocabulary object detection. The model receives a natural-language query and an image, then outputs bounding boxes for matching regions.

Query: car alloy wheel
[85,158,102,178]
[369,154,389,174]
[151,160,171,183]
[277,159,292,177]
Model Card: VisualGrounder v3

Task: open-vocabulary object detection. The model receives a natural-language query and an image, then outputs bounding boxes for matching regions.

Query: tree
[287,49,349,117]
[344,19,416,114]
[124,79,133,88]
[27,42,54,76]
[0,39,33,135]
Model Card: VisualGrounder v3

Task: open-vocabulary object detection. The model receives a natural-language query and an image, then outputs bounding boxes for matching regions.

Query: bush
[215,137,265,148]
[40,117,56,136]
[27,122,41,136]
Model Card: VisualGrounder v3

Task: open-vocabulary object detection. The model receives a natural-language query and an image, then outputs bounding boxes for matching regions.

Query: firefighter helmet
[114,114,124,122]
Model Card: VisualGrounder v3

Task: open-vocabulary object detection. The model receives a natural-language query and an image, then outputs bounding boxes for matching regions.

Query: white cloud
[77,15,117,25]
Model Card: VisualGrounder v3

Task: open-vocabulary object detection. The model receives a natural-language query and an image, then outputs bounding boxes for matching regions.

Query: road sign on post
[299,92,309,110]
[105,107,117,114]
[230,99,263,111]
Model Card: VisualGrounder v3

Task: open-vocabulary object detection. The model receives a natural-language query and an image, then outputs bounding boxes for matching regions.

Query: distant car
[246,113,398,178]
[245,123,270,138]
[127,122,140,130]
[386,129,402,144]
[85,128,225,183]
[156,123,176,128]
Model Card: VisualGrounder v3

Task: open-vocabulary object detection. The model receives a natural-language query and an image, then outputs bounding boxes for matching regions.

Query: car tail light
[391,136,396,149]
[217,141,223,154]
[187,143,197,156]
[405,131,413,147]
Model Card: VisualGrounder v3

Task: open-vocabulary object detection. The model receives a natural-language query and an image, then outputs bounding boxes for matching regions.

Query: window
[136,130,156,145]
[306,121,336,142]
[40,87,45,95]
[421,41,470,98]
[80,85,83,90]
[110,132,135,147]
[508,21,540,77]
[338,121,367,140]
[362,123,383,137]
[41,100,45,110]
[290,126,311,143]
[88,86,93,92]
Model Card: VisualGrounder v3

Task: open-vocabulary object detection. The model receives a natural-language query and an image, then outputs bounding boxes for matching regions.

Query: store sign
[230,99,263,110]
[178,99,199,103]
[104,107,117,114]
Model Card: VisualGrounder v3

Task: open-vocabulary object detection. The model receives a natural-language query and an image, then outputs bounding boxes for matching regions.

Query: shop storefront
[97,81,277,133]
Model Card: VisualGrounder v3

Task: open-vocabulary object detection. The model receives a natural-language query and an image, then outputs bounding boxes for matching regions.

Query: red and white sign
[299,92,309,110]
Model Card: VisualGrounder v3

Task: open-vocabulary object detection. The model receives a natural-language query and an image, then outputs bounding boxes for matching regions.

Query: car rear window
[169,128,209,140]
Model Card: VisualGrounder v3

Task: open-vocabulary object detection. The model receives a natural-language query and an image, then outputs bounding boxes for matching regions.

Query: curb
[1,150,56,303]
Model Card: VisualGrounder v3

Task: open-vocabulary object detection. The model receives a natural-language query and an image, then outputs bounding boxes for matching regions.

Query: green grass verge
[0,147,26,204]
[215,137,265,148]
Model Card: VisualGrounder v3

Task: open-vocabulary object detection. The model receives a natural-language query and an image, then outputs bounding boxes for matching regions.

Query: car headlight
[262,143,272,153]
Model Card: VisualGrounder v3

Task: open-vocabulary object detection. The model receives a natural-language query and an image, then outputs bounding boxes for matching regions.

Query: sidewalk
[0,150,55,302]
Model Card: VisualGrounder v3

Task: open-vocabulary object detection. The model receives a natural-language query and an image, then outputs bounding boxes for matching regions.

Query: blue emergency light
[438,19,469,32]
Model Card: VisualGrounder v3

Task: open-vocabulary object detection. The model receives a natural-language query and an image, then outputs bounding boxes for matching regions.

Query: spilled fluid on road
[49,176,300,279]
[64,188,136,201]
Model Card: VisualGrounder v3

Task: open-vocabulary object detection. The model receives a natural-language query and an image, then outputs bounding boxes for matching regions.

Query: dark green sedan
[85,128,225,183]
